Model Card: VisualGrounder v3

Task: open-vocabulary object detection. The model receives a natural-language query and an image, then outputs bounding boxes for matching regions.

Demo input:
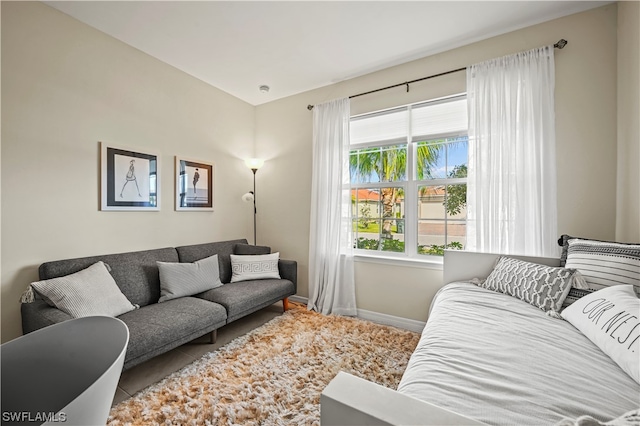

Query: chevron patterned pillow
[481,256,586,317]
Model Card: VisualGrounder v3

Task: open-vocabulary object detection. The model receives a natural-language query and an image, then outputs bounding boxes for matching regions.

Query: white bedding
[397,282,640,425]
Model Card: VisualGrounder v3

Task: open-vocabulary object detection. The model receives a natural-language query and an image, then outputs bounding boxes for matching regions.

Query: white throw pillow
[561,285,640,384]
[157,254,223,302]
[230,253,280,282]
[29,261,137,318]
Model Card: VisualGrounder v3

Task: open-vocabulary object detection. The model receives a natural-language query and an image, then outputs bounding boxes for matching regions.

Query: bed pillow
[564,239,640,288]
[561,285,640,385]
[480,256,586,317]
[558,234,639,266]
[557,234,606,266]
[557,234,620,266]
[157,254,222,302]
[230,252,280,282]
[25,261,137,318]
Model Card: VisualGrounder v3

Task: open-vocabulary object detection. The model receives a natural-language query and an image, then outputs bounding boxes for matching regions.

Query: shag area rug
[108,304,420,425]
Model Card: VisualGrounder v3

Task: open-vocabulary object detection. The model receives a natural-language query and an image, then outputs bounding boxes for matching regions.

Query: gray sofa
[21,239,297,370]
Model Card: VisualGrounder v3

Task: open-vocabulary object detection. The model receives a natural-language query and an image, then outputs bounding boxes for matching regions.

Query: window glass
[350,145,407,183]
[352,187,405,253]
[350,95,467,258]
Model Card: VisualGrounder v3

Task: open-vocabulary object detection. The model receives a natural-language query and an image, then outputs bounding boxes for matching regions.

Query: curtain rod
[306,39,568,111]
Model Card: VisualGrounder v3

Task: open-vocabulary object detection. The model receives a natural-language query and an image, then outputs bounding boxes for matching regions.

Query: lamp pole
[244,158,264,246]
[251,167,257,245]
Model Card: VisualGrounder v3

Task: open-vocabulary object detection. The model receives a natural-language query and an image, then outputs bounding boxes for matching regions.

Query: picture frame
[100,142,160,211]
[175,156,214,211]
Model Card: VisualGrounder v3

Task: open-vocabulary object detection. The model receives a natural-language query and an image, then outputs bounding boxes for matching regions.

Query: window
[349,94,468,258]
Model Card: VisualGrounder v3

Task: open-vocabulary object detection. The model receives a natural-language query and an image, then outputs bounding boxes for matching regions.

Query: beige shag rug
[108,304,420,425]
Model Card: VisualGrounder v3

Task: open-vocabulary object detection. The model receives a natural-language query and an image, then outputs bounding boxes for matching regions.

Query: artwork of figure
[193,168,200,194]
[176,159,213,210]
[120,159,142,198]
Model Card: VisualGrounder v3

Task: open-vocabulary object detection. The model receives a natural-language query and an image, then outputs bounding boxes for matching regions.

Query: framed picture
[175,157,214,211]
[100,142,160,211]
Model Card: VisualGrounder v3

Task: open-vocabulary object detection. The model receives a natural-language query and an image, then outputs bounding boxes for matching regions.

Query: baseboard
[286,296,426,333]
[289,295,308,305]
[356,309,426,333]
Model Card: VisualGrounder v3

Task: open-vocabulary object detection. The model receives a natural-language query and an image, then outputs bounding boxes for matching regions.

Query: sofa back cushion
[175,239,248,283]
[233,244,271,255]
[39,247,179,307]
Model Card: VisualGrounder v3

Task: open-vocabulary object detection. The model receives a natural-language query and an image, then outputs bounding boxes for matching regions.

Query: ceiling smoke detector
[259,85,270,93]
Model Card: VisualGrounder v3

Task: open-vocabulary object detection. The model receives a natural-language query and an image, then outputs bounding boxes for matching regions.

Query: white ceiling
[45,1,610,106]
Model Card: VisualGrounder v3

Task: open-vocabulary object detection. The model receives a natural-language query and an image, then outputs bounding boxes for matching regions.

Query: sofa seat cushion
[197,279,295,322]
[117,297,227,369]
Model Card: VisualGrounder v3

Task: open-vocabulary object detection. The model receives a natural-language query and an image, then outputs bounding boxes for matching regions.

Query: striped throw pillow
[29,261,137,318]
[157,254,223,302]
[564,239,640,304]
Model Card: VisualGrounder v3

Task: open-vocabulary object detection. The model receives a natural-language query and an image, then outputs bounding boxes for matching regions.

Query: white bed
[398,281,639,424]
[321,250,640,426]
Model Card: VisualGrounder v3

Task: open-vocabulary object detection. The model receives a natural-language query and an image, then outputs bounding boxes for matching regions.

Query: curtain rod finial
[554,39,568,49]
[307,104,314,110]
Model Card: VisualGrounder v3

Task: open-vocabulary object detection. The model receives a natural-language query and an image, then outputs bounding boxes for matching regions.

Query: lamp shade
[244,158,264,170]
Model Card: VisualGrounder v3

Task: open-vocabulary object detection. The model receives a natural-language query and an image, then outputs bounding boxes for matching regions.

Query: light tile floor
[112,302,285,406]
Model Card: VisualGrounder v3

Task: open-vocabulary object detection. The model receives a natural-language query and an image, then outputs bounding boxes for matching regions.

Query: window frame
[349,94,468,261]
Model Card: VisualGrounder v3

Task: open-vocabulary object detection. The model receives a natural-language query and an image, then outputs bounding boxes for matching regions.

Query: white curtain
[308,98,357,316]
[466,46,559,257]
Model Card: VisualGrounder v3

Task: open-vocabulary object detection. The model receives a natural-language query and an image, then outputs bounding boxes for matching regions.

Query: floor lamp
[242,158,264,245]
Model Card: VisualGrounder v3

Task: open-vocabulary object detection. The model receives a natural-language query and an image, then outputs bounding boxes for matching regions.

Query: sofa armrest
[278,259,297,293]
[321,372,486,426]
[21,299,72,334]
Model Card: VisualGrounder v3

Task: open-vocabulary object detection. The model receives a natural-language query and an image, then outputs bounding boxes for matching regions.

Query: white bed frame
[320,250,560,426]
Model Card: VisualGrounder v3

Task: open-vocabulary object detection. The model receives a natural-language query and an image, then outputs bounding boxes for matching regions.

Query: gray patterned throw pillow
[481,256,585,316]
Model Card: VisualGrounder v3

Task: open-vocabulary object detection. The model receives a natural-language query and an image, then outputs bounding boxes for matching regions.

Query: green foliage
[355,238,464,255]
[381,239,404,252]
[418,241,464,256]
[415,140,443,180]
[358,204,373,229]
[356,238,381,250]
[444,164,467,216]
[355,237,404,252]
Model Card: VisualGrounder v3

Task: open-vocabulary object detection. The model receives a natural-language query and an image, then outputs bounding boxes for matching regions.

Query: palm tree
[350,142,443,239]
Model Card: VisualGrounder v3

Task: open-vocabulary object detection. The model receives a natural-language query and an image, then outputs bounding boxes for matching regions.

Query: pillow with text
[562,285,639,385]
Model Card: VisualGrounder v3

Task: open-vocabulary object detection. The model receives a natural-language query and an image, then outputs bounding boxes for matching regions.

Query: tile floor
[112,302,285,406]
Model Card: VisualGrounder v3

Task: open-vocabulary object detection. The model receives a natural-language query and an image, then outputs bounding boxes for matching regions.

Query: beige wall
[616,1,640,242]
[256,4,621,322]
[1,3,631,339]
[1,2,256,342]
